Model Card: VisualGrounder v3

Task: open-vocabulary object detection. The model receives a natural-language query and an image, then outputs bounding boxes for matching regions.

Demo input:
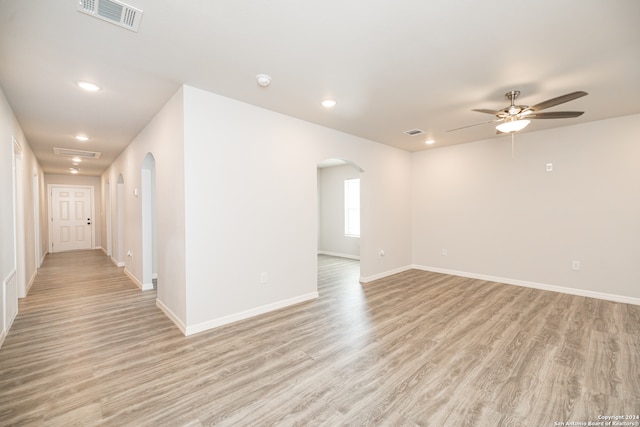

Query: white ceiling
[1,0,639,176]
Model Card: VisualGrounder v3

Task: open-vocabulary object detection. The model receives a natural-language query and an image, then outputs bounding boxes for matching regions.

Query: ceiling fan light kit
[448,90,587,136]
[496,119,530,133]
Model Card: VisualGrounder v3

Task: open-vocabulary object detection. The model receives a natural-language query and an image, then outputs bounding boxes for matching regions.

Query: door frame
[13,137,26,298]
[47,184,96,253]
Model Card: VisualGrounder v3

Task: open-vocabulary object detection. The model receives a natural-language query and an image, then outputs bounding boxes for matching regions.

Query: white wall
[411,113,640,303]
[44,174,102,251]
[0,85,44,347]
[101,87,187,327]
[182,85,412,332]
[318,164,361,258]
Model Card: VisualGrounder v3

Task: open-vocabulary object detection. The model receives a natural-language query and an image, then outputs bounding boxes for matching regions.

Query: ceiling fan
[448,90,588,134]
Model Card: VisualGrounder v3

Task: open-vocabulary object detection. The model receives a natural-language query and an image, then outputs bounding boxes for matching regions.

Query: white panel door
[51,187,93,252]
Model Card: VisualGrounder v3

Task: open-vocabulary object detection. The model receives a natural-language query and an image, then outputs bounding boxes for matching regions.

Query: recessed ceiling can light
[72,157,82,163]
[75,135,89,142]
[321,99,336,108]
[425,139,435,145]
[76,80,101,92]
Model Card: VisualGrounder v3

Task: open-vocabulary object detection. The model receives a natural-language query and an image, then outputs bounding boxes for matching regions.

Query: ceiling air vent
[403,129,425,136]
[53,147,102,159]
[77,0,143,32]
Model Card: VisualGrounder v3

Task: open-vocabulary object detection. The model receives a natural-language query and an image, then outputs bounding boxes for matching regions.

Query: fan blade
[447,119,501,132]
[472,108,500,115]
[528,111,584,119]
[530,91,588,111]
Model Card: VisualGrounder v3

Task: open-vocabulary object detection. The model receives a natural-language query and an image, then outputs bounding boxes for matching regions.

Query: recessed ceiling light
[76,81,101,92]
[72,157,82,163]
[75,135,89,142]
[321,99,336,108]
[69,168,80,174]
[425,139,435,145]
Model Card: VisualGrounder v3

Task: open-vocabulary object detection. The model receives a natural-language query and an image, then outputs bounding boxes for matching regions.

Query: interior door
[51,187,93,252]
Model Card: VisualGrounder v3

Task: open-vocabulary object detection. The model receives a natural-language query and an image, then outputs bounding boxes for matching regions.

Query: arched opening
[116,174,125,267]
[105,180,112,257]
[141,153,157,290]
[316,158,364,293]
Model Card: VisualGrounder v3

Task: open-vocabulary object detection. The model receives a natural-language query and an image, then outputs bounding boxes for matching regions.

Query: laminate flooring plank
[1,251,639,426]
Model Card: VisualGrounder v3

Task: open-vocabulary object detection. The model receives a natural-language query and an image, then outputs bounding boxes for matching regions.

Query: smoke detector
[256,74,272,87]
[77,0,143,32]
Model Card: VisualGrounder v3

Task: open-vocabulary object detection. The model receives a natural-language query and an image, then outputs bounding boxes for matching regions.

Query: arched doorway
[141,153,157,290]
[105,180,112,257]
[116,174,125,267]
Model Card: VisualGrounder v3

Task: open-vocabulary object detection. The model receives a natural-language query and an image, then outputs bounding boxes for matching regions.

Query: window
[344,178,360,237]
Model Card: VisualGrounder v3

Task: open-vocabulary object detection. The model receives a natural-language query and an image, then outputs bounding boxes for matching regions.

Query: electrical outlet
[378,249,385,257]
[546,163,553,172]
[441,249,448,256]
[127,250,132,257]
[571,260,581,271]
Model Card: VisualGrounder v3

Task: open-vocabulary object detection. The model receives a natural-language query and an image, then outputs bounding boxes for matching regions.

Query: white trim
[156,298,186,335]
[111,256,124,267]
[124,268,153,291]
[412,265,640,306]
[0,330,6,349]
[184,292,319,336]
[359,265,413,283]
[26,269,37,296]
[317,250,360,261]
[2,269,18,340]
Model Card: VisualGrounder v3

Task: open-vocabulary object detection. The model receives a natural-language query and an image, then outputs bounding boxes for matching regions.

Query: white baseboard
[359,265,413,283]
[26,270,37,296]
[317,251,360,261]
[111,256,124,267]
[156,298,186,335]
[412,264,640,306]
[0,330,5,349]
[123,268,154,291]
[184,292,319,336]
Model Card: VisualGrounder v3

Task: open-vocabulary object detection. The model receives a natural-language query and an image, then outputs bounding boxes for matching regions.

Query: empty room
[0,1,639,425]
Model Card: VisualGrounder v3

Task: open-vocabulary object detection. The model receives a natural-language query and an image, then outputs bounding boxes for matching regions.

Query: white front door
[51,187,93,252]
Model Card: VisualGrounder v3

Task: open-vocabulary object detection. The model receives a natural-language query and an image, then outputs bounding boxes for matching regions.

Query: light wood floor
[0,250,638,426]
